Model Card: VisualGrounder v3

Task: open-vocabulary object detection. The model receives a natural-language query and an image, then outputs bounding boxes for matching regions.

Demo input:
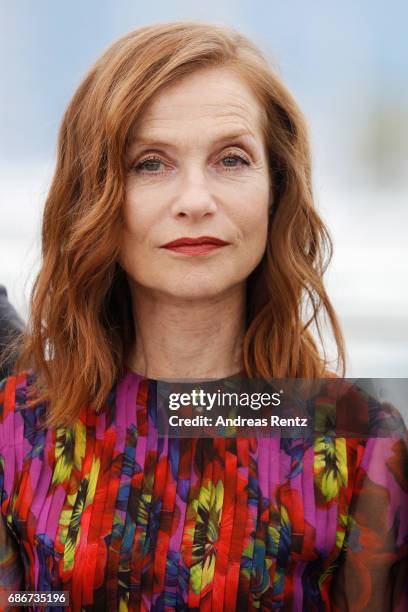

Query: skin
[121,66,271,379]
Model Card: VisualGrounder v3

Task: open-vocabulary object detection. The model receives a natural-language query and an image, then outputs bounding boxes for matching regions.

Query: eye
[219,151,251,170]
[133,155,166,174]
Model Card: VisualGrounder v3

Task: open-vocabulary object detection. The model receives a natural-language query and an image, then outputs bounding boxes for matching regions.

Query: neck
[126,282,246,380]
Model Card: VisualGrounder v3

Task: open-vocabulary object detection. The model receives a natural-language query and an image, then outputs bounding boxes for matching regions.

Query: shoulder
[315,377,407,438]
[0,370,45,450]
[0,369,37,413]
[0,371,49,518]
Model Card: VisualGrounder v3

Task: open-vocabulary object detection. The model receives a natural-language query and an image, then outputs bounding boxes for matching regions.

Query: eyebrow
[128,131,258,150]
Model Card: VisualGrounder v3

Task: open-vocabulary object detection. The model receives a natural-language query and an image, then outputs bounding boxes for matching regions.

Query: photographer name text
[168,415,309,428]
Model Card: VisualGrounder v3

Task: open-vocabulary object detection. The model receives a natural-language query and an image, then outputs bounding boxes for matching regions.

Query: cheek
[119,198,144,273]
[122,195,139,231]
[122,187,156,244]
[236,187,270,246]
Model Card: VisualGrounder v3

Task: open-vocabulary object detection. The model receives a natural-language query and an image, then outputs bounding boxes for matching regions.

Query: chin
[158,274,239,301]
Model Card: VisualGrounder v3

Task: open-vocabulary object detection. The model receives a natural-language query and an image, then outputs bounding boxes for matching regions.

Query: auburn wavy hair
[10,20,345,428]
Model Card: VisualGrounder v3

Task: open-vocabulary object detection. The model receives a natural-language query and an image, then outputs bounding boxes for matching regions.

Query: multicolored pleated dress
[0,369,407,611]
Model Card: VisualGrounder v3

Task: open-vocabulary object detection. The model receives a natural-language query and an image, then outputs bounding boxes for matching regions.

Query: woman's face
[121,66,271,301]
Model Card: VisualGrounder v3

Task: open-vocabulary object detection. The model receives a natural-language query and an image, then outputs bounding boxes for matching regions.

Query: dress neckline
[124,364,245,383]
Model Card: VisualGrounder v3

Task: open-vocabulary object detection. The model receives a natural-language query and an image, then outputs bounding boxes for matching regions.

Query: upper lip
[161,236,230,247]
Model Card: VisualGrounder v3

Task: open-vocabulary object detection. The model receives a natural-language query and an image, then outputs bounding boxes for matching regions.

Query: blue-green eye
[221,154,250,168]
[134,157,164,173]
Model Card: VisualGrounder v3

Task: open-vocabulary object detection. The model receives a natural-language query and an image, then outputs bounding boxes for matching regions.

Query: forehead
[131,66,265,140]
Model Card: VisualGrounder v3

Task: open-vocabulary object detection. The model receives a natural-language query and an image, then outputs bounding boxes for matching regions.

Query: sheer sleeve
[0,376,24,606]
[330,415,408,611]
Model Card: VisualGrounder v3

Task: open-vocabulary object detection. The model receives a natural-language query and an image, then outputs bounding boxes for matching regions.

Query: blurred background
[1,1,407,377]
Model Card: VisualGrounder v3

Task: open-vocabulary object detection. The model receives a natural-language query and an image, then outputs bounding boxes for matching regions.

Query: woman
[0,21,407,611]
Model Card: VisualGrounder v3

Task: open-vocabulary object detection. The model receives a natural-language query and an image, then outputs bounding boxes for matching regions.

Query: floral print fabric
[0,370,407,611]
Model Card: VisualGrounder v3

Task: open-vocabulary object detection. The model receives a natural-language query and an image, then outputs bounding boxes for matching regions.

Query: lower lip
[163,244,228,255]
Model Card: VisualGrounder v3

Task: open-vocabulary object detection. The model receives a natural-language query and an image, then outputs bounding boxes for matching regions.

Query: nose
[170,167,218,220]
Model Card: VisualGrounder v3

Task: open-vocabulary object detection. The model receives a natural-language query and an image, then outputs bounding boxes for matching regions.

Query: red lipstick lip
[161,236,230,248]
